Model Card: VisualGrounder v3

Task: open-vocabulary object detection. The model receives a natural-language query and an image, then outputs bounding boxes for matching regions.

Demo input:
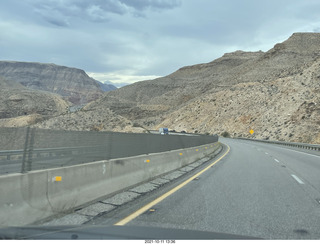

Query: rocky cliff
[86,33,320,117]
[86,33,320,142]
[0,61,104,104]
[32,33,320,143]
[160,58,320,143]
[0,76,69,127]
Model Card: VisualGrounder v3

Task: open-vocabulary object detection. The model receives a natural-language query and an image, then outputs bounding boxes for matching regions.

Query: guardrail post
[106,133,112,160]
[21,127,35,173]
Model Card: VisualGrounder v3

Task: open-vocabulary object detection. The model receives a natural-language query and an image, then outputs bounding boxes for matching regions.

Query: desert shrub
[221,131,230,137]
[132,122,141,127]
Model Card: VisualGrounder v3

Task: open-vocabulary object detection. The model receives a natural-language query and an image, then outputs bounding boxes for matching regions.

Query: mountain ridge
[0,76,69,123]
[82,32,320,143]
[0,61,105,105]
[6,32,320,143]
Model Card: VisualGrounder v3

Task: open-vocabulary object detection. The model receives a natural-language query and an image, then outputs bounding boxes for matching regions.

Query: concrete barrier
[0,142,221,226]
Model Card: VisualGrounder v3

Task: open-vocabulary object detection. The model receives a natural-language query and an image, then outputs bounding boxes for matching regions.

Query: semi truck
[159,128,169,135]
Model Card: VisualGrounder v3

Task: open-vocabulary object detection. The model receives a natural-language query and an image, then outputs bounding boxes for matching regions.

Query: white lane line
[265,152,268,155]
[274,159,280,163]
[291,174,305,184]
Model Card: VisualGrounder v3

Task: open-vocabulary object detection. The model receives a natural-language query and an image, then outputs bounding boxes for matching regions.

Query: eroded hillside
[0,61,106,104]
[30,33,320,143]
[159,58,320,143]
[0,76,69,127]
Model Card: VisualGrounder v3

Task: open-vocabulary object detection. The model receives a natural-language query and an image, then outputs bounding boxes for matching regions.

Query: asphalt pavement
[97,138,320,239]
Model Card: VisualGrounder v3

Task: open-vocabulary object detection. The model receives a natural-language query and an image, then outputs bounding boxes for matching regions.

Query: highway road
[90,138,320,239]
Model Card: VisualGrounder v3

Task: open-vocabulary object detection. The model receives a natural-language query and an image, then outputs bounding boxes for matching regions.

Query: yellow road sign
[249,129,254,135]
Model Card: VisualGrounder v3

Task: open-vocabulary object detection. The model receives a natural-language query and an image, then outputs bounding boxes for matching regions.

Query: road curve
[106,138,320,239]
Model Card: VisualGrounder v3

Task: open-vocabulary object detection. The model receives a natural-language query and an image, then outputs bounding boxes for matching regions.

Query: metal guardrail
[0,127,219,175]
[0,146,103,160]
[237,137,320,151]
[0,145,106,174]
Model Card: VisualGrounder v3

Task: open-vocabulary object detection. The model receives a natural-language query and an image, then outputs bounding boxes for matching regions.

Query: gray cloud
[119,0,181,11]
[1,0,320,84]
[26,0,182,27]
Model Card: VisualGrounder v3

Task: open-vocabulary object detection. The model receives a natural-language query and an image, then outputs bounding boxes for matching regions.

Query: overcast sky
[1,0,320,85]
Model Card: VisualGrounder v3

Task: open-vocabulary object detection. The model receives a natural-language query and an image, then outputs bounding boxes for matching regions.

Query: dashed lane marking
[291,174,305,184]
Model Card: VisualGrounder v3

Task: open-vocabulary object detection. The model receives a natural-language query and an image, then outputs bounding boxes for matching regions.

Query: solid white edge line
[291,174,305,184]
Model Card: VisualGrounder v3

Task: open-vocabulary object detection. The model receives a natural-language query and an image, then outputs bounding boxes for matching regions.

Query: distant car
[159,128,169,135]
